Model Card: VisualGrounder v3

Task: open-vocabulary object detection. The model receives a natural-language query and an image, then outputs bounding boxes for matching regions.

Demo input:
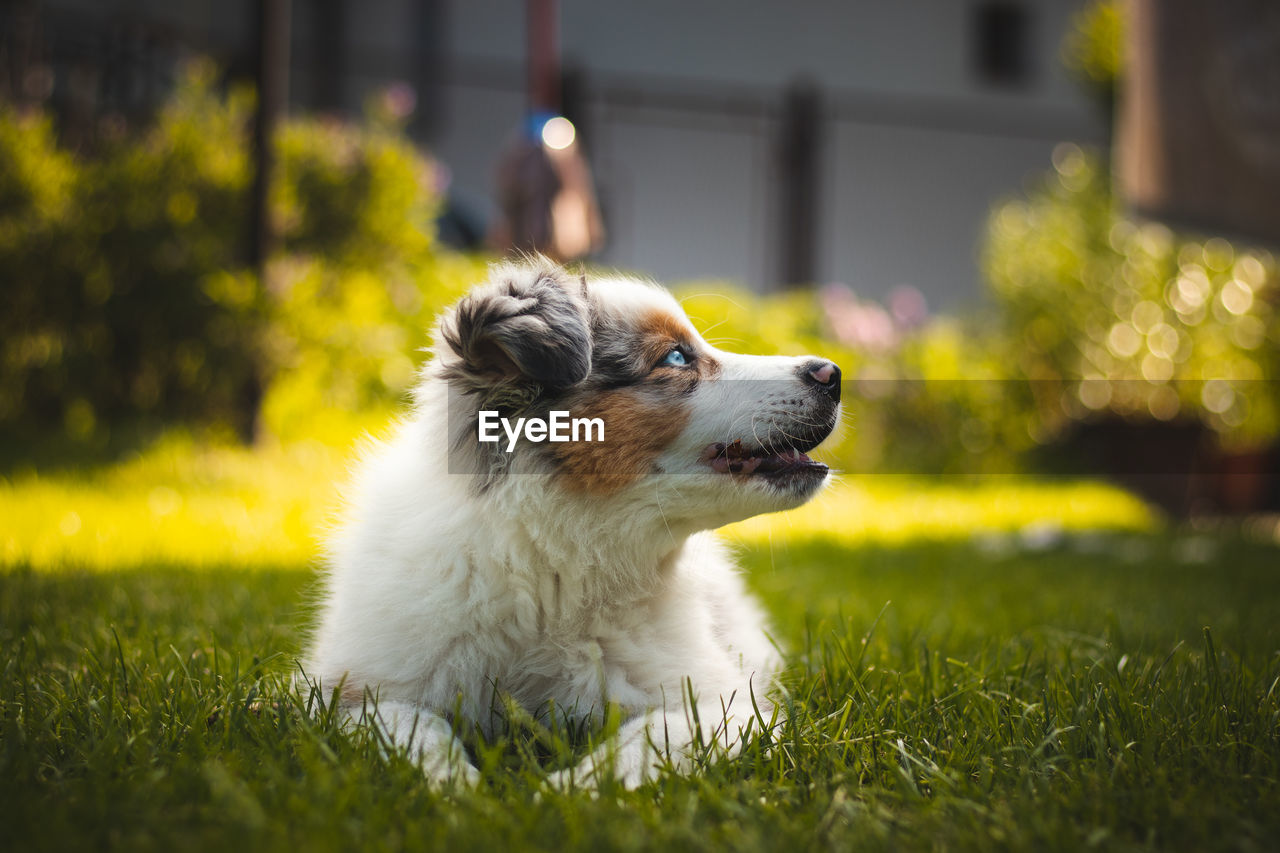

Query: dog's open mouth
[699,439,829,478]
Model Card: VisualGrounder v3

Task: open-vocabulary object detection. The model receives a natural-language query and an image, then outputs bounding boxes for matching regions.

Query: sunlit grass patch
[2,435,1158,573]
[0,435,350,572]
[724,475,1156,546]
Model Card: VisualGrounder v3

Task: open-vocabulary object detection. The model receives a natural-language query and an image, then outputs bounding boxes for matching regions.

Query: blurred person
[490,112,604,261]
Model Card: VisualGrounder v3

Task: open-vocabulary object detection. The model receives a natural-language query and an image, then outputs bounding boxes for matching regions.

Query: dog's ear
[440,262,592,391]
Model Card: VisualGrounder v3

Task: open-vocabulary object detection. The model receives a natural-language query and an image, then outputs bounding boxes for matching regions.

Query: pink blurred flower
[382,82,417,121]
[821,282,900,353]
[888,285,928,328]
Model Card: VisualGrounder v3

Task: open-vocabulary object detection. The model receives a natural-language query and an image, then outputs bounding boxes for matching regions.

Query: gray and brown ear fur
[438,259,592,400]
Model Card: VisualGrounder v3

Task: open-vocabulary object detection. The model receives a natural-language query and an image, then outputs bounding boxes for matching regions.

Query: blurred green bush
[1061,0,1123,108]
[0,61,480,449]
[1,65,256,441]
[260,251,483,445]
[273,115,434,266]
[261,95,486,444]
[985,144,1280,450]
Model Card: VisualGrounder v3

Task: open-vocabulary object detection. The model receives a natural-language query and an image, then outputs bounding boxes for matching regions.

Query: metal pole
[779,80,821,287]
[244,0,289,441]
[249,0,290,273]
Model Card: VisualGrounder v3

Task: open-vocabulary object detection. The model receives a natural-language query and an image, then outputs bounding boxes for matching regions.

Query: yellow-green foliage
[274,118,435,266]
[260,92,488,443]
[986,146,1280,446]
[0,60,478,445]
[260,251,487,444]
[0,63,256,435]
[1062,0,1124,92]
[0,108,76,224]
[0,110,78,425]
[677,285,850,361]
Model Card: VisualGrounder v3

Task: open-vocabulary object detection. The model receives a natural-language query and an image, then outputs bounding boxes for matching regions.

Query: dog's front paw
[542,761,616,796]
[542,765,586,794]
[451,759,483,789]
[543,742,660,793]
[419,752,482,789]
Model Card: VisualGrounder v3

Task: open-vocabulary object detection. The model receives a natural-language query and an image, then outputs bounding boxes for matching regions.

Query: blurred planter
[1049,420,1278,516]
[1050,419,1207,516]
[1207,446,1278,515]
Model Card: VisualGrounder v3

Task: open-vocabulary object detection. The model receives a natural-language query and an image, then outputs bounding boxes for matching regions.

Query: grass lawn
[2,440,1278,851]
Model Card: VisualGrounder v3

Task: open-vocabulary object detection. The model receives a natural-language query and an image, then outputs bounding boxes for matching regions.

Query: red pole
[527,0,559,113]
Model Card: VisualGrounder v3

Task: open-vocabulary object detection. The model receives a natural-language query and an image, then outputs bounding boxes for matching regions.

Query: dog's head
[430,259,841,530]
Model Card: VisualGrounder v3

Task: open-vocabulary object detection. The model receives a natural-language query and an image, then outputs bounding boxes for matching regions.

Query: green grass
[2,441,1278,851]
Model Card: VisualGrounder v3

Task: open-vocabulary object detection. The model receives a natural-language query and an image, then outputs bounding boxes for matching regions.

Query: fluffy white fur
[305,262,839,788]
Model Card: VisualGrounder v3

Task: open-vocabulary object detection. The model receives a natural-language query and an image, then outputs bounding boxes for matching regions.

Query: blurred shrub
[0,63,257,442]
[273,117,435,266]
[1061,0,1124,102]
[260,251,485,445]
[0,109,76,429]
[260,103,483,444]
[985,144,1280,449]
[866,317,1037,474]
[12,54,1272,483]
[1,60,479,449]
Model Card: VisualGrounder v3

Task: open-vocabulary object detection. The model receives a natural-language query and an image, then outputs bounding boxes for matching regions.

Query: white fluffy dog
[306,259,841,787]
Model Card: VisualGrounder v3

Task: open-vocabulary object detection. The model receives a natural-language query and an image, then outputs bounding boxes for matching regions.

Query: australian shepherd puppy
[306,258,841,788]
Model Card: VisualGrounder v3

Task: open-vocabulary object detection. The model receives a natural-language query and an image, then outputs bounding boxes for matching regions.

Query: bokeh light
[540,116,576,150]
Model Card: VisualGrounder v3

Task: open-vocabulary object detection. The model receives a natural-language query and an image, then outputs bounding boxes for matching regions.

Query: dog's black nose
[801,359,841,402]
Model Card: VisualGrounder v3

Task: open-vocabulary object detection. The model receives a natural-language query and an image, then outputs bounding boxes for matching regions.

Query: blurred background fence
[2,0,1279,515]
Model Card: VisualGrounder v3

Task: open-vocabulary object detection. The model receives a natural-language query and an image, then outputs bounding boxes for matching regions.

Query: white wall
[587,106,773,287]
[822,121,1062,305]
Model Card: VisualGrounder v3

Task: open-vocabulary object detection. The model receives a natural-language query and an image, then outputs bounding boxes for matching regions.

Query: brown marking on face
[640,307,695,353]
[553,386,690,496]
[637,307,721,387]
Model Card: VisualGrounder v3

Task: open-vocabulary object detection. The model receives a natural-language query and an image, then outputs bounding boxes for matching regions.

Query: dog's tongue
[701,442,812,474]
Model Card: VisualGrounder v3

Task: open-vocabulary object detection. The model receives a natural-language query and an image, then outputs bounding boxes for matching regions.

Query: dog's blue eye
[661,348,688,367]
